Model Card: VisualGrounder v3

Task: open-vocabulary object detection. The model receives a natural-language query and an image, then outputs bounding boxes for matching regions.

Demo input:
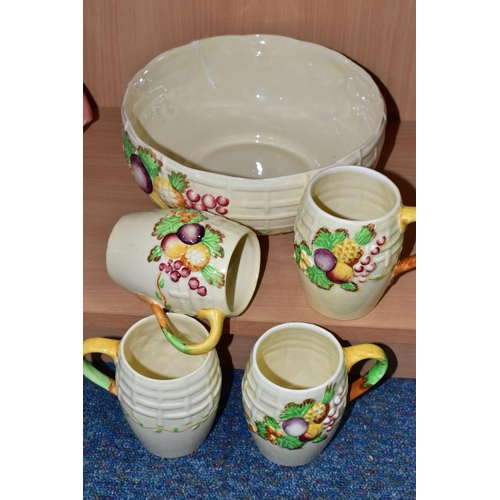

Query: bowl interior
[124,35,385,180]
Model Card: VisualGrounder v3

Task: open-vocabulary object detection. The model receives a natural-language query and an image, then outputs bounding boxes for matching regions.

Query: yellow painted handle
[83,338,120,396]
[394,205,417,278]
[137,293,225,355]
[189,308,225,355]
[400,206,416,230]
[343,344,388,402]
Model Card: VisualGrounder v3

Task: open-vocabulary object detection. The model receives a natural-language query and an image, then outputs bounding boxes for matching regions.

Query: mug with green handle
[294,165,416,320]
[242,321,388,466]
[83,313,222,458]
[106,207,261,355]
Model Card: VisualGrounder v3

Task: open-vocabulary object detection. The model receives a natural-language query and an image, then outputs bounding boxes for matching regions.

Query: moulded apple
[325,262,353,284]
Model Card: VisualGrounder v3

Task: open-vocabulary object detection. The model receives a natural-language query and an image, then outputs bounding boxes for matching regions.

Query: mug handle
[83,338,120,396]
[138,293,226,355]
[343,344,388,403]
[394,205,417,277]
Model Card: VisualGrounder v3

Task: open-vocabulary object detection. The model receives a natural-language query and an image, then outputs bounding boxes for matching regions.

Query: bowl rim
[121,34,387,186]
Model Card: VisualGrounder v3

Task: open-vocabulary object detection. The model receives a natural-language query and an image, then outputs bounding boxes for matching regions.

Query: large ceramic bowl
[121,35,386,234]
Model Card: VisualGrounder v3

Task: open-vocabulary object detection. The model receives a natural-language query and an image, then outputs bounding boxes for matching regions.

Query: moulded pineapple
[152,172,189,208]
[304,401,329,424]
[304,384,335,424]
[332,239,363,267]
[332,224,376,266]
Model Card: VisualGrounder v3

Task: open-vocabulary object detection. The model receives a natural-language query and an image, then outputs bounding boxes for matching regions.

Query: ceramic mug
[293,165,416,320]
[83,314,222,458]
[241,322,388,466]
[106,207,261,354]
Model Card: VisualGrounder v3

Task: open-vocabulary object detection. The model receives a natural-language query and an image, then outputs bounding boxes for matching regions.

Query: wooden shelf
[84,108,416,377]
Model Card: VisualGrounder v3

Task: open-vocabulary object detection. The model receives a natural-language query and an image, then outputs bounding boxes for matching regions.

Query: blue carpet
[84,365,415,499]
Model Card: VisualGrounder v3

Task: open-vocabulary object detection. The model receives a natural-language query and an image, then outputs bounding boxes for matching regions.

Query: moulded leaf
[123,132,136,163]
[312,433,327,443]
[148,245,163,262]
[201,225,225,258]
[276,435,304,450]
[340,281,358,292]
[322,383,336,405]
[293,242,310,265]
[256,416,279,440]
[168,171,189,193]
[280,401,314,420]
[137,147,162,178]
[313,228,347,249]
[201,265,225,288]
[307,265,334,290]
[354,224,376,246]
[153,216,183,239]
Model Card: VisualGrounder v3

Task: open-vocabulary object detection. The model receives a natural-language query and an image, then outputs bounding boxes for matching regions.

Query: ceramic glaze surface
[293,166,416,320]
[241,322,388,466]
[122,35,387,234]
[242,324,348,466]
[83,314,222,458]
[106,208,261,317]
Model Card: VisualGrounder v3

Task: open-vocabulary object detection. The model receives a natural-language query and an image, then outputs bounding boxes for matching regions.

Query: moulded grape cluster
[185,189,230,215]
[322,405,340,432]
[352,236,386,282]
[322,380,347,432]
[159,259,207,296]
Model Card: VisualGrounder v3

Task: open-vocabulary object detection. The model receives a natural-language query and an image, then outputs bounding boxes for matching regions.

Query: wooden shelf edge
[84,109,416,378]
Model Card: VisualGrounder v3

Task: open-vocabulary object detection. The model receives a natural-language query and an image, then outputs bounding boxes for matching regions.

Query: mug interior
[311,167,399,221]
[122,315,208,380]
[225,232,260,314]
[256,325,341,390]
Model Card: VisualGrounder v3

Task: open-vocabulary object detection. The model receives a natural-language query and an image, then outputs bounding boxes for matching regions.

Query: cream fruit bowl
[121,34,386,234]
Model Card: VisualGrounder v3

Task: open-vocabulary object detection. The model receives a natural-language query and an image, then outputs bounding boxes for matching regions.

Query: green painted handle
[343,343,388,402]
[83,338,120,395]
[137,293,225,355]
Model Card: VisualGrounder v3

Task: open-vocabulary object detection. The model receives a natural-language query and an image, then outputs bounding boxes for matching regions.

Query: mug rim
[118,314,214,385]
[250,322,344,395]
[304,165,402,225]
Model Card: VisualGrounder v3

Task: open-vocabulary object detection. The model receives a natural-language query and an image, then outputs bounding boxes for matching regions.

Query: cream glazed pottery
[294,165,416,320]
[242,322,388,466]
[121,34,387,234]
[83,314,222,458]
[106,207,260,354]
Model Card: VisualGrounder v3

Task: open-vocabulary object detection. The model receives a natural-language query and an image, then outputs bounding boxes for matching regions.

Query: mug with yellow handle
[241,322,388,466]
[106,207,261,354]
[83,313,222,458]
[294,165,416,320]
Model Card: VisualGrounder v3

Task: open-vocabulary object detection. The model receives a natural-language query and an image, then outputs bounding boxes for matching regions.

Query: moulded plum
[282,417,309,437]
[130,154,153,194]
[314,248,337,272]
[177,223,205,245]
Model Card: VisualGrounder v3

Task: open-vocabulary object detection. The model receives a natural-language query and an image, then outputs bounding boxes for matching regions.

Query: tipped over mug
[106,207,261,354]
[242,322,388,466]
[83,314,222,458]
[293,165,416,320]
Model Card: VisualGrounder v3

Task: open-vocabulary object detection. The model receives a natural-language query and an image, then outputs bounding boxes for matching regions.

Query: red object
[83,92,93,126]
